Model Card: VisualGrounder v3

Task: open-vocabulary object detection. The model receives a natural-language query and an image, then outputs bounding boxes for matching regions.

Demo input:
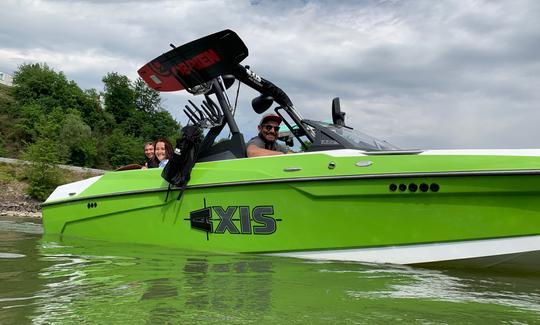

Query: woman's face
[155,142,167,161]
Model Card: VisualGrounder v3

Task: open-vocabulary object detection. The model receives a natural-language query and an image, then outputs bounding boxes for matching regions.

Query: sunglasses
[261,124,280,132]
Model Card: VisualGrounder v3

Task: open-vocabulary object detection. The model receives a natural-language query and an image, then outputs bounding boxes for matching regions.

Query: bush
[0,84,15,115]
[105,129,143,168]
[22,138,66,201]
[0,163,17,182]
[61,113,97,167]
[0,137,4,156]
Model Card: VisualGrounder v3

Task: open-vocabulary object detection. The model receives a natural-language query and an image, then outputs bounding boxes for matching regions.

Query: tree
[134,77,161,114]
[4,64,181,169]
[0,83,15,115]
[60,113,97,167]
[78,88,106,131]
[14,103,47,144]
[102,73,135,124]
[23,137,66,201]
[105,129,143,168]
[115,75,181,140]
[147,110,181,140]
[12,63,83,114]
[0,84,16,155]
[9,63,104,161]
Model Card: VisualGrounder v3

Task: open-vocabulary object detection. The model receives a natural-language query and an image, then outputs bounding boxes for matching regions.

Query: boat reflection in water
[29,237,540,324]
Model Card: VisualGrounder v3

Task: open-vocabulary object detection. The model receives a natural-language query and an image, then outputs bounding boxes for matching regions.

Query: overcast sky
[1,0,539,149]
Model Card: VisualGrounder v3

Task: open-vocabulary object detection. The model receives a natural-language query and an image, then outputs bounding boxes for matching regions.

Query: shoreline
[0,158,107,219]
[0,180,43,219]
[0,211,42,218]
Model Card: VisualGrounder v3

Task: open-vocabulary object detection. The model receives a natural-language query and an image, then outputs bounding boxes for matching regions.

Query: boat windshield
[310,121,400,151]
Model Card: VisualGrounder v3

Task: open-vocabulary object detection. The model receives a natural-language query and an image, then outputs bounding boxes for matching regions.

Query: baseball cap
[259,113,282,125]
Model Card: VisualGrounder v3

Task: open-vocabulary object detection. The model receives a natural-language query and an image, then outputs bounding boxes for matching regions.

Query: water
[1,216,539,324]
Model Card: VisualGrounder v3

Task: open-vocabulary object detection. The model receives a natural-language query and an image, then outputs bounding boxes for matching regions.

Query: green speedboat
[42,30,540,270]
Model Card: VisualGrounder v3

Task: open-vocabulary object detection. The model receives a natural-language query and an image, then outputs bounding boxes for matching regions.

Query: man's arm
[247,144,285,157]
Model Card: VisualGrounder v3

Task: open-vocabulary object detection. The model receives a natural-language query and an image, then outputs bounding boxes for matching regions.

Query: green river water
[1,216,539,324]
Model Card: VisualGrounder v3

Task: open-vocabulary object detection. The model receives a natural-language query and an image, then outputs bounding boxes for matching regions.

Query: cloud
[1,0,539,149]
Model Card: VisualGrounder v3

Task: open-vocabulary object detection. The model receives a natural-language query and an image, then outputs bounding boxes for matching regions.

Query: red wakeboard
[138,30,248,92]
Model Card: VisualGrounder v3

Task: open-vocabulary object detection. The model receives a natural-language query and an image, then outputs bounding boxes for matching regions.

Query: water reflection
[34,239,540,324]
[1,216,539,324]
[343,266,540,313]
[0,217,49,325]
[30,241,281,324]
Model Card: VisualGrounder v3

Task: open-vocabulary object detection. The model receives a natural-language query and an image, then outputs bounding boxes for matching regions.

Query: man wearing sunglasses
[246,113,289,157]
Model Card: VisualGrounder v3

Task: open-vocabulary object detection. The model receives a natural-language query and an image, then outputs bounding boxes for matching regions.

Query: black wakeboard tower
[138,29,400,162]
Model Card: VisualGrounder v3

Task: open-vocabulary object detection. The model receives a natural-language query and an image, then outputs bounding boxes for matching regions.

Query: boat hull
[42,160,540,267]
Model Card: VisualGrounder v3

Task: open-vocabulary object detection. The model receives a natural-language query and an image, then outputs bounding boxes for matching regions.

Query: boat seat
[198,133,247,162]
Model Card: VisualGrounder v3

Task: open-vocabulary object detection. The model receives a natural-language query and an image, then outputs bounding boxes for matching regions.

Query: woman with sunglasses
[246,113,289,157]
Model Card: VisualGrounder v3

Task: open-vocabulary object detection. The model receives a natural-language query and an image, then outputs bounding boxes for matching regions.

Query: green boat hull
[42,151,540,266]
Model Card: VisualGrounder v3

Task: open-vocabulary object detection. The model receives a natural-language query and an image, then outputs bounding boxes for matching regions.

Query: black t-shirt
[146,159,160,168]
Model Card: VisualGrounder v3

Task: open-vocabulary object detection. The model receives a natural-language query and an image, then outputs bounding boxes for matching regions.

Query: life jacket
[162,125,203,190]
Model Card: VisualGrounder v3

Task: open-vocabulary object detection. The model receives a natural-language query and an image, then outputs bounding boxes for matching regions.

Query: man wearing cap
[247,113,289,157]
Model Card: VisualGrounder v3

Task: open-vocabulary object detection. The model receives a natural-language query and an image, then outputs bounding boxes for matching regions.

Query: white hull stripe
[420,149,540,156]
[290,149,540,158]
[45,175,103,203]
[267,235,540,265]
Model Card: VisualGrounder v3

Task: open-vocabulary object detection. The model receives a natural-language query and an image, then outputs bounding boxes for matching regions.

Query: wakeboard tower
[41,30,540,272]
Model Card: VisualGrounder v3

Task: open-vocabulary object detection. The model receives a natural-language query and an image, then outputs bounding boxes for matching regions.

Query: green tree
[13,103,46,144]
[0,84,15,156]
[102,73,135,124]
[4,64,181,169]
[23,137,66,201]
[105,129,143,168]
[12,63,83,114]
[9,63,104,163]
[60,113,97,167]
[34,107,69,140]
[78,88,107,131]
[134,77,161,114]
[147,110,181,140]
[122,109,181,141]
[114,75,180,140]
[0,83,15,115]
[0,136,4,156]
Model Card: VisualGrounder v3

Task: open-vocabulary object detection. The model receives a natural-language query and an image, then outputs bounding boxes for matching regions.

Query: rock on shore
[0,181,42,218]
